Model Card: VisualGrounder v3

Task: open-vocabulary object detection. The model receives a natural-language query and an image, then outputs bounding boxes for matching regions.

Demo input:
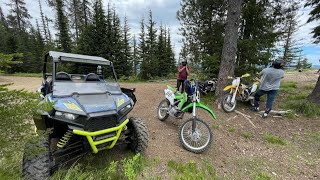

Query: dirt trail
[0,72,319,179]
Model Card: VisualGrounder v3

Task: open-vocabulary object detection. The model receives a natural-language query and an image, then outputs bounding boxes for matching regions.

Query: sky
[0,0,320,66]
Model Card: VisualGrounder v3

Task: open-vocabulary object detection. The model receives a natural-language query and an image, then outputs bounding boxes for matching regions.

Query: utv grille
[85,116,118,132]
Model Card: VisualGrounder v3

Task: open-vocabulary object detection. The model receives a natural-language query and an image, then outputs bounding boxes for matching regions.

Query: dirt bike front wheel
[221,94,237,112]
[179,118,212,153]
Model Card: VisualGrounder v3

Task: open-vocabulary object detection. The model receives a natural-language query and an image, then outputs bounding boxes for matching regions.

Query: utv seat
[85,73,100,81]
[56,72,72,81]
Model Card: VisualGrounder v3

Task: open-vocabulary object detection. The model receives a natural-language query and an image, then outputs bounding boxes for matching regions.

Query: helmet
[272,60,285,69]
[184,80,196,96]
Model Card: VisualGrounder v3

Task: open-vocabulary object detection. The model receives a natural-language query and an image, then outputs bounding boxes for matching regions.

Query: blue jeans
[254,90,278,112]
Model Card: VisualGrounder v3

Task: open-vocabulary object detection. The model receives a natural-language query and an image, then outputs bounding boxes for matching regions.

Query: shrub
[0,84,38,178]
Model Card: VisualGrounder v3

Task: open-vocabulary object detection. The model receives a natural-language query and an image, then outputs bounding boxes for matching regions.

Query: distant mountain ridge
[312,64,320,69]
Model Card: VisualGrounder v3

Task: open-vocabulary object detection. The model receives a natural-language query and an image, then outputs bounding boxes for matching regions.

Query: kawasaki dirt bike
[157,79,217,153]
[221,73,259,112]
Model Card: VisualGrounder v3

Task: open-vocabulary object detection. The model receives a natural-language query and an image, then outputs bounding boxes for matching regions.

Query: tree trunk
[307,75,320,104]
[215,0,243,105]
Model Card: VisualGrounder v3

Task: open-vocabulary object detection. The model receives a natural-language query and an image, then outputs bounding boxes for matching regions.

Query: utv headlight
[64,113,78,120]
[55,111,78,120]
[120,104,132,113]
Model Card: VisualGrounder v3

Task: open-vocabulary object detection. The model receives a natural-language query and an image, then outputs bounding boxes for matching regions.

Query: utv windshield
[52,61,121,97]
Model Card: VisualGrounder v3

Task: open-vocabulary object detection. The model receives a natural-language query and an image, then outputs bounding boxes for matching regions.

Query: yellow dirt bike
[221,73,259,112]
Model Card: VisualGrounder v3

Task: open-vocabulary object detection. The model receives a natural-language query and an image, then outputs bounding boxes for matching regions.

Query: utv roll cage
[43,51,118,82]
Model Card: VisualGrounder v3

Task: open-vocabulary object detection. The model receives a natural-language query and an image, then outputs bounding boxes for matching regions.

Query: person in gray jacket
[253,60,285,118]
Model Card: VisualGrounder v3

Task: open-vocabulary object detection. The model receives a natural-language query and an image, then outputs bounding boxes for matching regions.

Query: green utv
[22,51,149,179]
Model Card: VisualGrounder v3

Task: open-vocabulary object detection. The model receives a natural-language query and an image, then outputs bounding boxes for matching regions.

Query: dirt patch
[1,74,319,179]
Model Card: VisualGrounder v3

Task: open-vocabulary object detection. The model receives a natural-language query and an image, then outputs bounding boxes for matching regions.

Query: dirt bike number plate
[164,89,175,105]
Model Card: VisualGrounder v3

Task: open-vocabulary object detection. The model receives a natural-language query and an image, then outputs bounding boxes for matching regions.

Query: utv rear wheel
[22,138,50,180]
[128,117,149,153]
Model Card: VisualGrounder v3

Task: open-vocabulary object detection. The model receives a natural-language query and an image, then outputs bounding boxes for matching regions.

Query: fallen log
[259,110,292,115]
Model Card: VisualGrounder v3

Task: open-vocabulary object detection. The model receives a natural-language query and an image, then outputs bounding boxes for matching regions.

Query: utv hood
[48,93,131,115]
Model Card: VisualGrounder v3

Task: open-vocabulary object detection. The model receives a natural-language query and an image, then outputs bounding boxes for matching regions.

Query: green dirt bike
[157,79,217,153]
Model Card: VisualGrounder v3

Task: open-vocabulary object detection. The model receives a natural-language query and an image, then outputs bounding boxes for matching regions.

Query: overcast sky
[1,0,319,66]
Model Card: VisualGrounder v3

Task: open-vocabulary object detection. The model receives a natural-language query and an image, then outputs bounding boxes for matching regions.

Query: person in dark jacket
[177,60,189,92]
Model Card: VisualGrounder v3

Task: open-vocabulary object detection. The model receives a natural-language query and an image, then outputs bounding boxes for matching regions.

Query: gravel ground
[0,71,319,179]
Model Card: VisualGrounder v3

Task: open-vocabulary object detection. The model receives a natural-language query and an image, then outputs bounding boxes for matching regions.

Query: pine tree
[110,9,124,76]
[5,0,31,31]
[0,7,7,28]
[92,0,107,56]
[45,16,53,43]
[143,10,158,79]
[103,2,113,59]
[67,0,81,43]
[132,34,138,75]
[166,28,175,75]
[0,7,9,53]
[177,0,226,76]
[38,0,49,42]
[139,16,148,79]
[156,24,166,77]
[281,1,301,65]
[122,16,132,76]
[53,0,72,52]
[235,0,287,75]
[32,21,45,72]
[305,0,320,43]
[81,0,91,27]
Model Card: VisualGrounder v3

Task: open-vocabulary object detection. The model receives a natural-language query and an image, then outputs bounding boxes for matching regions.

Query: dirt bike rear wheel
[157,99,170,121]
[179,118,212,153]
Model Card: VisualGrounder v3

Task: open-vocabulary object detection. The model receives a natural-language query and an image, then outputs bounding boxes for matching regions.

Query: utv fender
[223,85,236,91]
[181,102,217,120]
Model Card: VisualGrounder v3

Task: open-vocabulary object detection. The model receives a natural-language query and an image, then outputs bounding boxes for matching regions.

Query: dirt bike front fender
[181,102,217,120]
[223,85,236,91]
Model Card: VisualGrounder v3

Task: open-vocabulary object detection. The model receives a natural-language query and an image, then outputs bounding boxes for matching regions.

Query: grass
[254,172,272,180]
[232,157,272,180]
[212,124,219,129]
[263,133,287,145]
[304,84,316,90]
[283,99,320,118]
[228,128,236,133]
[167,160,219,180]
[278,81,320,118]
[241,132,254,139]
[52,153,145,180]
[279,81,298,94]
[0,72,42,77]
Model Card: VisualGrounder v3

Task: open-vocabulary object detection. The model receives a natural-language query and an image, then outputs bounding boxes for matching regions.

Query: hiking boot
[262,112,269,118]
[252,107,260,112]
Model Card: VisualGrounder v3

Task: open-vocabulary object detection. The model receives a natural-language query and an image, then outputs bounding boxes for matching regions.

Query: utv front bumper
[73,119,129,153]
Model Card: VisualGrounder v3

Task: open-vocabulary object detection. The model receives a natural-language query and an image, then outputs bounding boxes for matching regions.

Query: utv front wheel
[128,117,149,153]
[22,138,50,180]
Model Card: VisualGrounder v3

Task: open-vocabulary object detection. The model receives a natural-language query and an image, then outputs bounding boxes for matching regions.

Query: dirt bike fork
[192,102,197,132]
